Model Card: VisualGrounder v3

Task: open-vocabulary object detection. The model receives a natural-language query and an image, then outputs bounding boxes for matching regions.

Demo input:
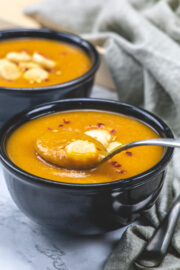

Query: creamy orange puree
[7,111,163,184]
[0,39,91,88]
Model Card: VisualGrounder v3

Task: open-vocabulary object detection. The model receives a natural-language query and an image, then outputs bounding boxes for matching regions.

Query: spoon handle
[103,138,180,163]
[134,194,180,268]
[126,138,180,148]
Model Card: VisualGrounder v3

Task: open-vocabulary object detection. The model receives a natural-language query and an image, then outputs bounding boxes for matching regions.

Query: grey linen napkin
[25,0,180,269]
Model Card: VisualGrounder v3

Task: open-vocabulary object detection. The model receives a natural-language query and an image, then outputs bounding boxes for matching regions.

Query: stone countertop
[0,160,126,270]
[0,86,127,270]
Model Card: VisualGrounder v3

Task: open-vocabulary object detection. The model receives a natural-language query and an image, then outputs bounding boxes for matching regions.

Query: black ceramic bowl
[0,29,100,126]
[0,99,174,234]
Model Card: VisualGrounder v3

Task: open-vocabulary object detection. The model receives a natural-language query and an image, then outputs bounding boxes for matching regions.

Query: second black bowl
[0,29,100,126]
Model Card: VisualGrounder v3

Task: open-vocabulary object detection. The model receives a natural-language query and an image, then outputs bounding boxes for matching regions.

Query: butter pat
[65,140,100,169]
[85,129,111,147]
[0,59,20,80]
[19,61,40,71]
[24,67,48,83]
[6,51,31,62]
[33,53,55,69]
[107,141,122,152]
[66,140,97,155]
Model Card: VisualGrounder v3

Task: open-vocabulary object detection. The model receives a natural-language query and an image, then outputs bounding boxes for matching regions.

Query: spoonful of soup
[35,130,108,169]
[35,129,180,170]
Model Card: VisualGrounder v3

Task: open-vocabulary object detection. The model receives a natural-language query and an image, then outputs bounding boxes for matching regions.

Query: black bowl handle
[113,179,163,215]
[134,193,180,268]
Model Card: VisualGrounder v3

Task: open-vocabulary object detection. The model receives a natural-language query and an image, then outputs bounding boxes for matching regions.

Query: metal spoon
[37,135,180,170]
[91,138,180,169]
[134,193,180,269]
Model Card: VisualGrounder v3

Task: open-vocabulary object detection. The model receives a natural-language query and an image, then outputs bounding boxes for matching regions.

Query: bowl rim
[0,98,174,191]
[0,28,100,93]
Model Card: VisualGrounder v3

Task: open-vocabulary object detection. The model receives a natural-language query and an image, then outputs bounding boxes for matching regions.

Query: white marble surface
[0,165,127,270]
[0,86,126,270]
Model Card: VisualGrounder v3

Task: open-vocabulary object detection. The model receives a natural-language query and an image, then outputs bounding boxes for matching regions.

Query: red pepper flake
[44,78,50,82]
[110,129,117,134]
[117,169,126,174]
[126,151,133,156]
[60,51,68,56]
[48,127,53,130]
[59,124,64,127]
[111,161,121,168]
[97,123,104,128]
[63,119,70,124]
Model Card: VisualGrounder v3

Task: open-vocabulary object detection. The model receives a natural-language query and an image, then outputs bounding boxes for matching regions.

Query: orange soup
[0,39,91,88]
[7,111,163,184]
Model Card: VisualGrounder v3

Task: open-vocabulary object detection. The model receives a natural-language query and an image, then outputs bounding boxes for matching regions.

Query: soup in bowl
[0,99,174,234]
[7,109,163,183]
[0,38,91,88]
[0,29,99,126]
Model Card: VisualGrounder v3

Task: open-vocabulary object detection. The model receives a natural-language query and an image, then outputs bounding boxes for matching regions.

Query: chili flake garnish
[117,169,126,174]
[59,124,64,127]
[63,119,70,124]
[48,127,53,130]
[111,161,121,168]
[60,51,68,56]
[97,123,104,128]
[110,129,117,134]
[126,151,133,156]
[44,78,50,82]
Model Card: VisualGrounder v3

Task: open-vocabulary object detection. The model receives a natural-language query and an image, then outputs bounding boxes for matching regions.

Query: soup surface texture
[7,111,163,184]
[0,39,91,88]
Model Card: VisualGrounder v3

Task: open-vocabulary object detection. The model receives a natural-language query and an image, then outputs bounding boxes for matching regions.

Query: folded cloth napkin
[25,0,180,269]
